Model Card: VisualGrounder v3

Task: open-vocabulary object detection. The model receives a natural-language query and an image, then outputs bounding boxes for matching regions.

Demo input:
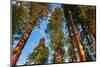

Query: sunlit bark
[12,32,29,67]
[68,9,87,61]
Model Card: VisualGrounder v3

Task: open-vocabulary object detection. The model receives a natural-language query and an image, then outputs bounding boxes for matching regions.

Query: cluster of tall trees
[11,1,96,67]
[11,1,49,67]
[63,5,96,62]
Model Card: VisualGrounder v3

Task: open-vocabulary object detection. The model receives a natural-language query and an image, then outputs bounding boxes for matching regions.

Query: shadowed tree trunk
[87,19,96,39]
[67,22,77,62]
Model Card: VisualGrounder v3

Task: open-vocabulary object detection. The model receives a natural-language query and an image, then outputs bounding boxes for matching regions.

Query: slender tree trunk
[67,9,87,62]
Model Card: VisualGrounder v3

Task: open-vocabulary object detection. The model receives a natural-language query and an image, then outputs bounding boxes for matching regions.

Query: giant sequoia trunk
[63,5,87,62]
[11,32,30,67]
[68,10,87,61]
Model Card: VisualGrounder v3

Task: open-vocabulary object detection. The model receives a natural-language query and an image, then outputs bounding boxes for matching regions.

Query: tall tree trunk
[63,5,87,61]
[11,32,30,67]
[68,9,87,62]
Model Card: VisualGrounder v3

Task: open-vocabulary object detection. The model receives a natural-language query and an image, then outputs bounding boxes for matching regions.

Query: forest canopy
[11,1,96,66]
